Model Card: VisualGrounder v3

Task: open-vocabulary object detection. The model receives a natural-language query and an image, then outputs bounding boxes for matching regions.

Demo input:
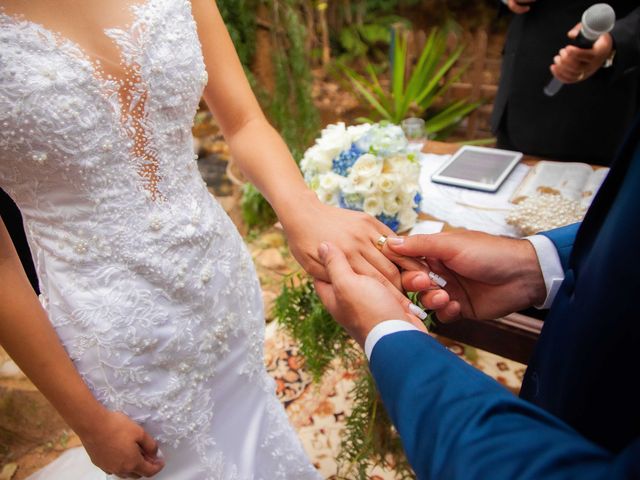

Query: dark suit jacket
[369,114,640,478]
[491,1,640,165]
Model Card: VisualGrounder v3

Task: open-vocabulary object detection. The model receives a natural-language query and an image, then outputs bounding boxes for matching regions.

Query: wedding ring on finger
[375,234,388,251]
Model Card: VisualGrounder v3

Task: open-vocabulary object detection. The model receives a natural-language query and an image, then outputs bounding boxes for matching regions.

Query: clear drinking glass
[401,117,427,150]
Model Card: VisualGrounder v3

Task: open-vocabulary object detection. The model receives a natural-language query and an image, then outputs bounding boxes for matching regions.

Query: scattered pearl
[507,194,587,235]
[31,152,47,164]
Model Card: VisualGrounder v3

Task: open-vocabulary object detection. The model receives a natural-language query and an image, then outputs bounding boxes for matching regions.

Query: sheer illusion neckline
[0,0,154,81]
[0,0,166,201]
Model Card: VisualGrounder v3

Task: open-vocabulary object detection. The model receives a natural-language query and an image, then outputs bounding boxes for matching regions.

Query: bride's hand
[79,409,164,478]
[279,194,429,294]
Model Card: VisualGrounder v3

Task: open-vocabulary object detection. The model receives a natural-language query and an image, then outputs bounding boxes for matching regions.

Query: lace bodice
[0,2,319,478]
[0,0,208,261]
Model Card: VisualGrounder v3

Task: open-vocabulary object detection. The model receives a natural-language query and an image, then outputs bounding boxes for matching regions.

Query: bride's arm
[0,219,163,477]
[191,0,425,293]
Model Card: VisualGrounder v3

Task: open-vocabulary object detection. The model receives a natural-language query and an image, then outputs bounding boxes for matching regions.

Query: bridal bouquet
[300,122,422,232]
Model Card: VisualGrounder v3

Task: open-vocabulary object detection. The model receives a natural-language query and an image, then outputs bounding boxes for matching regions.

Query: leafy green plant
[275,274,358,381]
[267,0,320,161]
[274,274,435,476]
[337,366,415,480]
[343,27,480,139]
[217,0,258,68]
[240,184,277,231]
[337,15,409,65]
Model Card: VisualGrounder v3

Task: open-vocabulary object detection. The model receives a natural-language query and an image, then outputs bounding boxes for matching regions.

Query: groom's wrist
[364,320,422,360]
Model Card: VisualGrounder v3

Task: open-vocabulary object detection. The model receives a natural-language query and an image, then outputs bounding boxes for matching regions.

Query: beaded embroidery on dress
[0,0,320,478]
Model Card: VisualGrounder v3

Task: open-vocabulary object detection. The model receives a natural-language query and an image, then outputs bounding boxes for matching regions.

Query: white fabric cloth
[0,2,319,478]
[526,235,566,308]
[27,448,106,480]
[419,153,531,237]
[364,320,421,361]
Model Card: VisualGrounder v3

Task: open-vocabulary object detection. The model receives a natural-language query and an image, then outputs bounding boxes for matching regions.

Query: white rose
[377,173,400,194]
[351,153,383,179]
[316,122,352,159]
[341,192,364,210]
[319,172,345,193]
[346,123,372,144]
[398,208,418,232]
[398,188,420,209]
[403,161,421,178]
[363,195,384,217]
[383,194,401,216]
[346,174,377,195]
[383,155,410,174]
[301,144,333,174]
[315,188,339,206]
[402,182,420,199]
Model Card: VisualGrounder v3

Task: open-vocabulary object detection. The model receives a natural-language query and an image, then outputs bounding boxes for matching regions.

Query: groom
[314,115,640,478]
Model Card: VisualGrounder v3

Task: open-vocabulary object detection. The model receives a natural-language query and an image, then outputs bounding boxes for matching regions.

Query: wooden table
[419,141,545,364]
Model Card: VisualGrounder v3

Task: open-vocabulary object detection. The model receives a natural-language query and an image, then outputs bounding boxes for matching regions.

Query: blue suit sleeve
[369,330,640,479]
[539,223,579,271]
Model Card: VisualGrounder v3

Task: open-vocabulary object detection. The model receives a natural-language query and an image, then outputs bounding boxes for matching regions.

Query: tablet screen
[439,150,514,183]
[432,147,522,192]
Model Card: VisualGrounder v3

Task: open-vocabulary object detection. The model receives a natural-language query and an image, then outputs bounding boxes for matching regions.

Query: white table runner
[418,153,531,237]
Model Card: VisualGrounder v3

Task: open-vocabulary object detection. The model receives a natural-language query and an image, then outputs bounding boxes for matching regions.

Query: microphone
[544,3,616,97]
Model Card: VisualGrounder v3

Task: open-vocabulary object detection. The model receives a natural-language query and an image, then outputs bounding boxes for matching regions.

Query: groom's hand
[386,231,546,322]
[314,242,425,347]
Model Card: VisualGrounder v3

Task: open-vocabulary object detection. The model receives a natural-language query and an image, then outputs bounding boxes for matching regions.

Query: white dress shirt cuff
[364,320,421,361]
[526,235,565,309]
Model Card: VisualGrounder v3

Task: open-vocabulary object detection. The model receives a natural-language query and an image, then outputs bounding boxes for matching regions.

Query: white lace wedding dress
[0,1,320,478]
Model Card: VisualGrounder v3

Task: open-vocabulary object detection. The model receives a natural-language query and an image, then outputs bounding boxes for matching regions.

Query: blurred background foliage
[216,0,502,229]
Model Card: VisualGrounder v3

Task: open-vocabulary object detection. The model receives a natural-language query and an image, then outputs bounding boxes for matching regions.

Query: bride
[0,0,419,478]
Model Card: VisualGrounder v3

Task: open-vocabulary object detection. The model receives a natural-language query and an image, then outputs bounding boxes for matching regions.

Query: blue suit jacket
[369,116,640,478]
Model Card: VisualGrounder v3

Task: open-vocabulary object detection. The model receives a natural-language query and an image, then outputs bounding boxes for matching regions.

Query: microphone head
[582,3,616,39]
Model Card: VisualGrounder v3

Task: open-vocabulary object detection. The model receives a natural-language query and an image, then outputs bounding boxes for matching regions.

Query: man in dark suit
[492,0,639,165]
[313,114,640,477]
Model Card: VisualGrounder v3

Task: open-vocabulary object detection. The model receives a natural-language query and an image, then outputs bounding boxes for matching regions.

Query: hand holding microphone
[550,24,614,84]
[544,3,616,96]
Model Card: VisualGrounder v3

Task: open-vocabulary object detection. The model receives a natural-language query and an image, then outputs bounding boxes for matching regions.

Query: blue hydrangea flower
[413,191,423,212]
[376,213,400,232]
[332,144,364,177]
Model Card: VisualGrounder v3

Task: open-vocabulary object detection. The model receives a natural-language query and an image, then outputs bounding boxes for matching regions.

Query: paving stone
[0,463,17,480]
[0,361,24,380]
[257,248,287,271]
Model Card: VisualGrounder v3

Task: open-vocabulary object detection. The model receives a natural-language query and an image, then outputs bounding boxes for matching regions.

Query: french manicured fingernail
[429,271,447,288]
[408,302,428,320]
[388,237,404,245]
[318,242,329,260]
